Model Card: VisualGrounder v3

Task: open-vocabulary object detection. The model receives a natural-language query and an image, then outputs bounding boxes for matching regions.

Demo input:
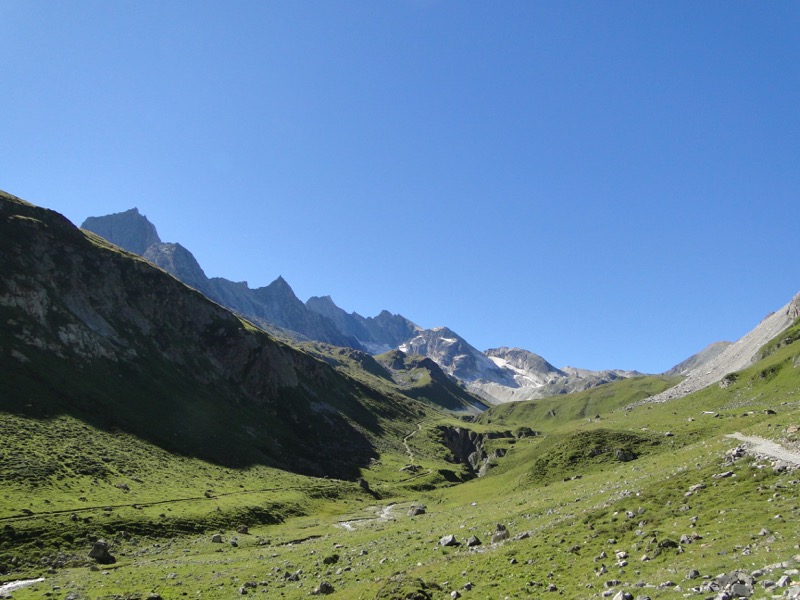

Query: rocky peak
[81,208,161,255]
[260,276,301,303]
[143,242,209,292]
[485,347,565,378]
[308,295,337,310]
[399,327,508,383]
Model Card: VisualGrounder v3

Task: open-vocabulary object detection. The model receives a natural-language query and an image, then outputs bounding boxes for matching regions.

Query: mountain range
[81,208,649,404]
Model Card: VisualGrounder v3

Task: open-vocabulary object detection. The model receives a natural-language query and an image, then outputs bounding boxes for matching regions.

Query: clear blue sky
[2,1,798,373]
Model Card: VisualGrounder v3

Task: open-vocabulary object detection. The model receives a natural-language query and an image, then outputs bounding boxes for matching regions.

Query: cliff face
[0,192,418,478]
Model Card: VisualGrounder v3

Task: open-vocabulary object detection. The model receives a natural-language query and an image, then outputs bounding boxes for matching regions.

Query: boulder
[313,581,334,595]
[439,534,458,547]
[491,524,510,544]
[88,539,115,564]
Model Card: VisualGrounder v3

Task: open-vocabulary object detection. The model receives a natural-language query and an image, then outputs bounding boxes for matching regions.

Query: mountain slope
[1,190,426,478]
[643,293,800,403]
[663,340,733,376]
[373,349,489,413]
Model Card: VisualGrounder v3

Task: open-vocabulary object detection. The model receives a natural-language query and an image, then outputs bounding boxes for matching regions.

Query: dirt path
[726,433,800,466]
[402,422,424,464]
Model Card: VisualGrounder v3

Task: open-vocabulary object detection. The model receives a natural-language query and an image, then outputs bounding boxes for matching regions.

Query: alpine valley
[2,189,800,600]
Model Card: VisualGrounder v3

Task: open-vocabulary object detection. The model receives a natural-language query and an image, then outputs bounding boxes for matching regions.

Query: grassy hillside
[4,335,798,598]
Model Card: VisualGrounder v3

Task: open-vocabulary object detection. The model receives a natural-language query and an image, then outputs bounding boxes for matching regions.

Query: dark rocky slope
[1,191,424,478]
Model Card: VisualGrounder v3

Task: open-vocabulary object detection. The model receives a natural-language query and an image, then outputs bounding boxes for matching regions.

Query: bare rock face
[436,426,514,477]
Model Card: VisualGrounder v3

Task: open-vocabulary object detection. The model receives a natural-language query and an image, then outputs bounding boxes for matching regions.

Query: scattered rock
[236,525,249,534]
[439,534,458,547]
[686,483,706,496]
[408,506,426,517]
[211,534,224,543]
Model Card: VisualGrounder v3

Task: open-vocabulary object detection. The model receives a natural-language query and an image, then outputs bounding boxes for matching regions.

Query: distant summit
[81,208,161,255]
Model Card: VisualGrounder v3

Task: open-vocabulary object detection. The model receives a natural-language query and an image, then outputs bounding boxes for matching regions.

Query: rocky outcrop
[436,426,511,477]
[88,540,115,564]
